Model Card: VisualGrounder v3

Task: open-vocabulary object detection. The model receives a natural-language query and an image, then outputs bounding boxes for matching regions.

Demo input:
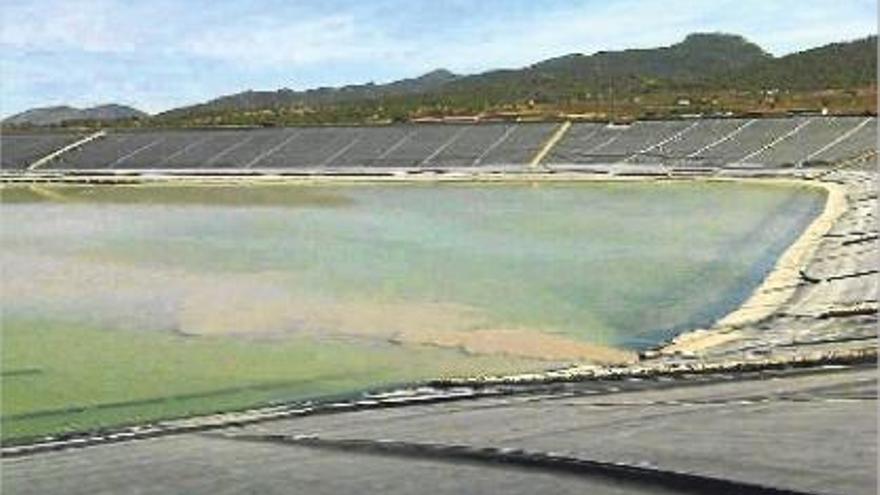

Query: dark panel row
[47,124,558,170]
[5,117,874,171]
[549,117,876,167]
[1,133,85,170]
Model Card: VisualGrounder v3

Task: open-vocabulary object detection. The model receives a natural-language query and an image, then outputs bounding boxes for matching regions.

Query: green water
[0,181,825,439]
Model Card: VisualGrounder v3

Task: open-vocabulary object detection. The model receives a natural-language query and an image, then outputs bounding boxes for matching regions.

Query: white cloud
[175,0,716,74]
[0,0,143,52]
[182,14,402,66]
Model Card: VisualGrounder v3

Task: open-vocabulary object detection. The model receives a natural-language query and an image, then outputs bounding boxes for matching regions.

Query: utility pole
[609,75,616,125]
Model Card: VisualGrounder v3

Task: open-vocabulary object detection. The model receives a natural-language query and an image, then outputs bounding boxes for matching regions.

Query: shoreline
[0,167,828,185]
[658,177,847,355]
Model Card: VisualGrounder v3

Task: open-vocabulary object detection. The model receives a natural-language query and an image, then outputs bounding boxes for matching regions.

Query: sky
[1,0,876,116]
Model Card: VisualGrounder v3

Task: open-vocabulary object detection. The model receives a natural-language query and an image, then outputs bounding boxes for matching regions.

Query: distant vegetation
[4,33,876,129]
[707,36,877,91]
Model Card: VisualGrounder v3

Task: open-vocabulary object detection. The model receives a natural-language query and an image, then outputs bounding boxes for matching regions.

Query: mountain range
[156,32,878,125]
[3,104,148,126]
[5,33,876,127]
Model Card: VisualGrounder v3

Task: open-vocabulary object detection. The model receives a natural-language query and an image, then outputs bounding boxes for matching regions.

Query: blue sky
[1,0,876,116]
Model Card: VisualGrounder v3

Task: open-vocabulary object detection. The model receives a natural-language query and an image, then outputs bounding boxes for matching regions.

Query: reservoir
[0,181,825,438]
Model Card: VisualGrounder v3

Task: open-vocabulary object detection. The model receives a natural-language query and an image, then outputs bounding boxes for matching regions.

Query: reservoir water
[0,181,825,438]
